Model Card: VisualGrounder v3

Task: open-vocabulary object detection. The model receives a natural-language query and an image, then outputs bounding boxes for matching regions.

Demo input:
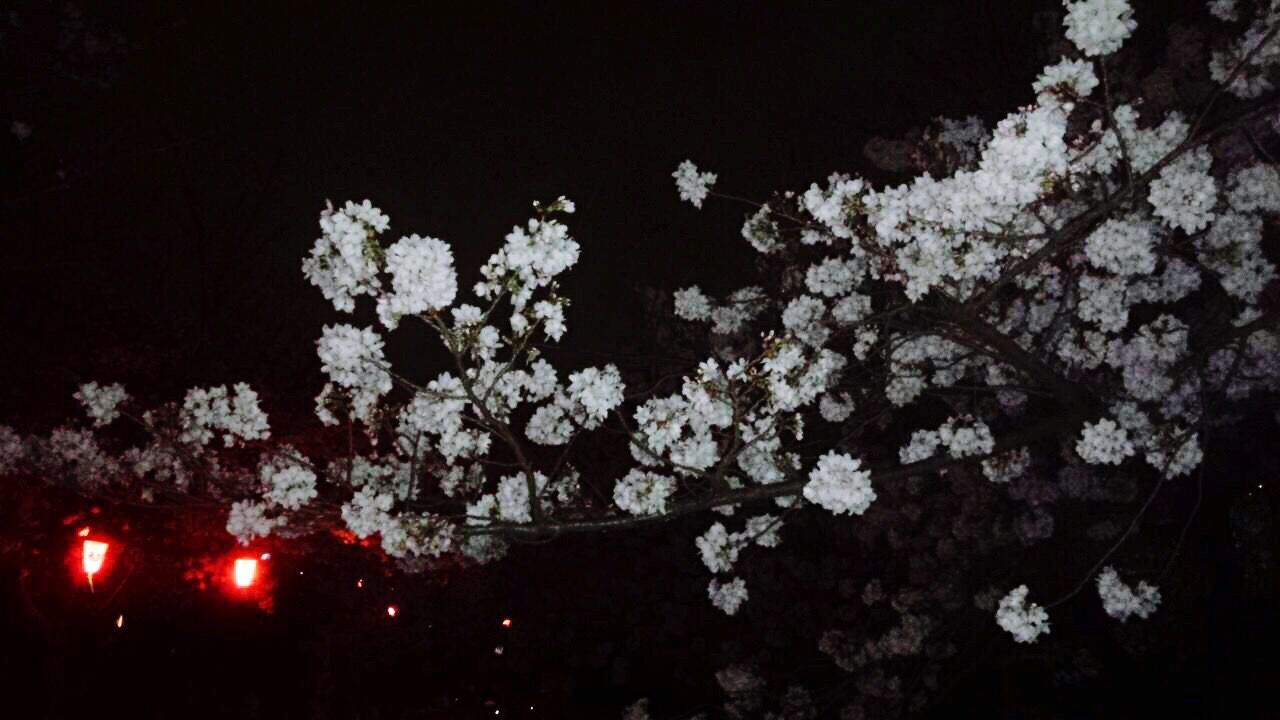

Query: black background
[5,1,1276,718]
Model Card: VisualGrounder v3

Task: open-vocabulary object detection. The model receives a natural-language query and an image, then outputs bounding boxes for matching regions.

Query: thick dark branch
[930,296,1096,411]
[466,406,1092,539]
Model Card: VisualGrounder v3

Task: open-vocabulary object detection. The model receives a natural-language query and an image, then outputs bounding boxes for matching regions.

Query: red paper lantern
[233,558,258,588]
[82,539,108,577]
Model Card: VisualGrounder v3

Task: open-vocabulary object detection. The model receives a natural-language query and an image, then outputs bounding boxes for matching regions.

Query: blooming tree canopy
[5,1,1280,716]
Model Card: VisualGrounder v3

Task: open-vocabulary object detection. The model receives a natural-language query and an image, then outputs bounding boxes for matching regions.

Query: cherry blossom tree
[4,1,1280,716]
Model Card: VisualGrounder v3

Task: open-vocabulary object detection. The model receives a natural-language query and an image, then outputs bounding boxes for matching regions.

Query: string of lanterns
[75,528,265,592]
[67,528,531,715]
[67,528,420,626]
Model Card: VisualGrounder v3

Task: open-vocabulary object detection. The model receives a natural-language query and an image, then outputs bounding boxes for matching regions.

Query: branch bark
[465,406,1092,539]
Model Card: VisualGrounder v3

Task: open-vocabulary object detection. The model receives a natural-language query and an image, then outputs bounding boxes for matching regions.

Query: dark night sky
[4,0,1072,410]
[6,2,1263,719]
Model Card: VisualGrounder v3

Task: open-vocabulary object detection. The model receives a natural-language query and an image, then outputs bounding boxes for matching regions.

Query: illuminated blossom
[996,585,1050,643]
[672,160,717,208]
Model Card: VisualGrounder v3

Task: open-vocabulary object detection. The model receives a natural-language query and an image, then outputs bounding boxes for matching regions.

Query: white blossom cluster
[1074,274,1131,333]
[0,425,25,475]
[981,448,1031,484]
[629,361,734,477]
[474,211,580,310]
[1208,4,1280,99]
[260,452,318,511]
[179,383,271,448]
[866,102,1069,301]
[802,173,865,239]
[532,299,567,341]
[467,472,549,524]
[1063,0,1136,57]
[933,115,990,168]
[397,374,491,465]
[938,416,995,458]
[1196,212,1275,304]
[1207,0,1236,22]
[566,365,626,428]
[692,515,783,616]
[1096,566,1161,621]
[376,234,457,329]
[696,522,741,573]
[40,426,119,488]
[302,199,390,313]
[1033,57,1099,106]
[1083,217,1157,276]
[1104,402,1204,479]
[672,159,717,208]
[712,286,769,335]
[122,442,191,489]
[819,391,855,423]
[673,284,772,336]
[734,412,797,487]
[672,285,713,321]
[899,416,994,463]
[1226,163,1280,214]
[743,514,783,547]
[338,456,423,552]
[805,256,866,298]
[525,400,573,446]
[741,205,782,254]
[781,295,830,347]
[708,576,748,615]
[379,512,456,559]
[995,584,1051,643]
[1144,430,1204,479]
[613,469,677,516]
[227,500,282,545]
[1105,315,1189,411]
[74,382,129,427]
[885,335,977,406]
[1148,147,1217,233]
[316,324,392,424]
[803,452,876,516]
[1075,418,1134,465]
[759,339,846,413]
[1207,316,1280,401]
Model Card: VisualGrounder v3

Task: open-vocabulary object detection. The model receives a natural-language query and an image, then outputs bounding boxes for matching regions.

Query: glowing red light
[386,605,398,617]
[82,540,109,577]
[115,614,124,629]
[356,578,364,588]
[77,526,91,537]
[233,558,258,588]
[501,617,512,628]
